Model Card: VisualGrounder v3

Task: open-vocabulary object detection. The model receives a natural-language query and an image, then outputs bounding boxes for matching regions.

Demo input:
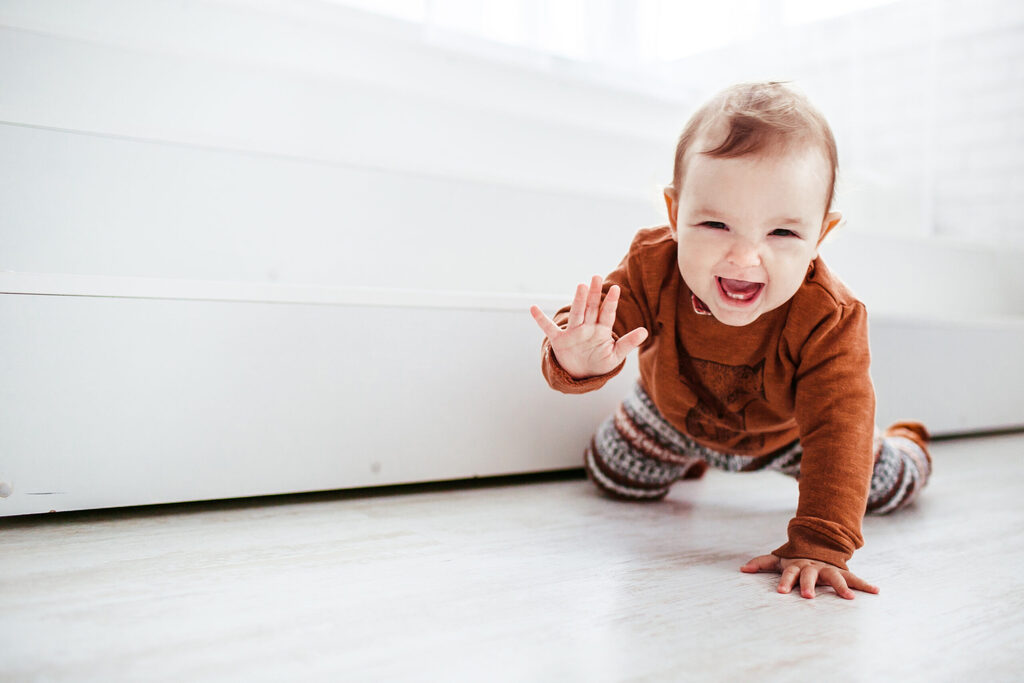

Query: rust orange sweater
[541,226,876,569]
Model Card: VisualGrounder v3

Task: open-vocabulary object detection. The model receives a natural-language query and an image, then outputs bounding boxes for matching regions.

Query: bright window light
[537,1,587,61]
[322,0,908,63]
[782,0,901,25]
[646,0,761,61]
[327,0,428,22]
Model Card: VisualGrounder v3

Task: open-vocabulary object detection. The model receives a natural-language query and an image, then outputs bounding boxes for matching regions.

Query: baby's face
[668,141,838,327]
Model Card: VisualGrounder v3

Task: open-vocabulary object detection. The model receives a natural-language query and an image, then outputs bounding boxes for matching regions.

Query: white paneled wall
[1,0,1022,516]
[0,0,677,515]
[0,9,674,295]
[0,287,639,517]
[1,124,659,293]
[3,0,1023,304]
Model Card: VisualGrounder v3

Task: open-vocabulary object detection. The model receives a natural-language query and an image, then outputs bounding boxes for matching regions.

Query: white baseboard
[2,276,1021,516]
[0,278,630,516]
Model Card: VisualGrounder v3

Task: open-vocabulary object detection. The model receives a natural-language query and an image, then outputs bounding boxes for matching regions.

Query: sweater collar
[691,293,713,316]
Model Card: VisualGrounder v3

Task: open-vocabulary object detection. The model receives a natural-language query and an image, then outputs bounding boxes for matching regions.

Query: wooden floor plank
[1,433,1021,681]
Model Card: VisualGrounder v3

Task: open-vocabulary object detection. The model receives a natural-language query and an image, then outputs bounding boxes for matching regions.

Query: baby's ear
[663,187,679,240]
[816,211,842,251]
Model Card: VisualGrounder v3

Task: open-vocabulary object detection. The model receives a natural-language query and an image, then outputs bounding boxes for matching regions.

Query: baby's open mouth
[717,277,764,303]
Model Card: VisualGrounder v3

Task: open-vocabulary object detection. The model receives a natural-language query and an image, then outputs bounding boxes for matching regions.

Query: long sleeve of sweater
[772,301,875,570]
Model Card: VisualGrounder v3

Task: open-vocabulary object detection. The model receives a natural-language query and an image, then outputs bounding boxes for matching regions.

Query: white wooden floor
[2,433,1022,682]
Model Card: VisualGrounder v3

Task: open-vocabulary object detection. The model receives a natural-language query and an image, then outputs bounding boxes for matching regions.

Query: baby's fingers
[596,285,620,328]
[777,565,801,594]
[583,275,604,325]
[567,283,588,328]
[799,566,820,599]
[822,568,855,600]
[529,306,563,340]
[740,554,780,573]
[842,571,880,595]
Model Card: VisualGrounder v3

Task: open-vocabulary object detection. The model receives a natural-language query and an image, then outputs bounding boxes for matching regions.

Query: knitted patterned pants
[584,381,932,515]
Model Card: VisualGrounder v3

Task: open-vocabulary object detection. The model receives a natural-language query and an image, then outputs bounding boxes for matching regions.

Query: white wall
[0,0,677,298]
[1,0,1022,515]
[4,0,1023,309]
[4,0,1024,306]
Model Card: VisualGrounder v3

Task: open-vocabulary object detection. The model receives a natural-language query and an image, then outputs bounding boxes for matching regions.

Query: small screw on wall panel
[0,482,12,498]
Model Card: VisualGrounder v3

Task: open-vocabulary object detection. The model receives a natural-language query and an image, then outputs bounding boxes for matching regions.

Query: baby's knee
[866,428,932,515]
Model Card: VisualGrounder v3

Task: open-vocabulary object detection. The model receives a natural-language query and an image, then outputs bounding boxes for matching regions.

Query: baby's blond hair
[669,82,838,215]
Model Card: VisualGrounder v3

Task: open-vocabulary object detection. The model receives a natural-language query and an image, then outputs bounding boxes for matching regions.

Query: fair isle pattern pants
[584,381,932,515]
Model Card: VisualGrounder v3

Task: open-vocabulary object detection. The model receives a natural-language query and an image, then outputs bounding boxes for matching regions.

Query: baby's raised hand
[741,554,880,600]
[530,275,648,380]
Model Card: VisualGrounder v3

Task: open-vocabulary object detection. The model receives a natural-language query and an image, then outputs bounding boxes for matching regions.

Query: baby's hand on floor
[740,554,880,600]
[530,275,647,380]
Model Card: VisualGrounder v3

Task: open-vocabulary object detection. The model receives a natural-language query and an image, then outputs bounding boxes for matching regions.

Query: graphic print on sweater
[677,352,768,451]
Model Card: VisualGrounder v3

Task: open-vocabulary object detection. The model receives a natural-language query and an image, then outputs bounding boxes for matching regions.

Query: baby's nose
[727,239,762,267]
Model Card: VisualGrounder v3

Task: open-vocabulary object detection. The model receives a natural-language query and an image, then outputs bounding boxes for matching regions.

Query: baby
[530,81,932,600]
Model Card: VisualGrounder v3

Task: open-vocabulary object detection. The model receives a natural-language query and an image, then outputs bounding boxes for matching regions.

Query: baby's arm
[530,275,648,380]
[744,302,876,598]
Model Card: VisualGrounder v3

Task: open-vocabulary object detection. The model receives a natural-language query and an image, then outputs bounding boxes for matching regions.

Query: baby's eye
[770,228,799,237]
[701,221,727,229]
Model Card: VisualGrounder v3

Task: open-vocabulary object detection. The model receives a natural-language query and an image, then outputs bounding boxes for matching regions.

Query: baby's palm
[530,275,648,380]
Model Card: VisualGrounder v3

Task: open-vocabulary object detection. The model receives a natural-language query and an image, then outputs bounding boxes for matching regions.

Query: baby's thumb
[529,305,562,340]
[614,327,648,359]
[740,555,781,573]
